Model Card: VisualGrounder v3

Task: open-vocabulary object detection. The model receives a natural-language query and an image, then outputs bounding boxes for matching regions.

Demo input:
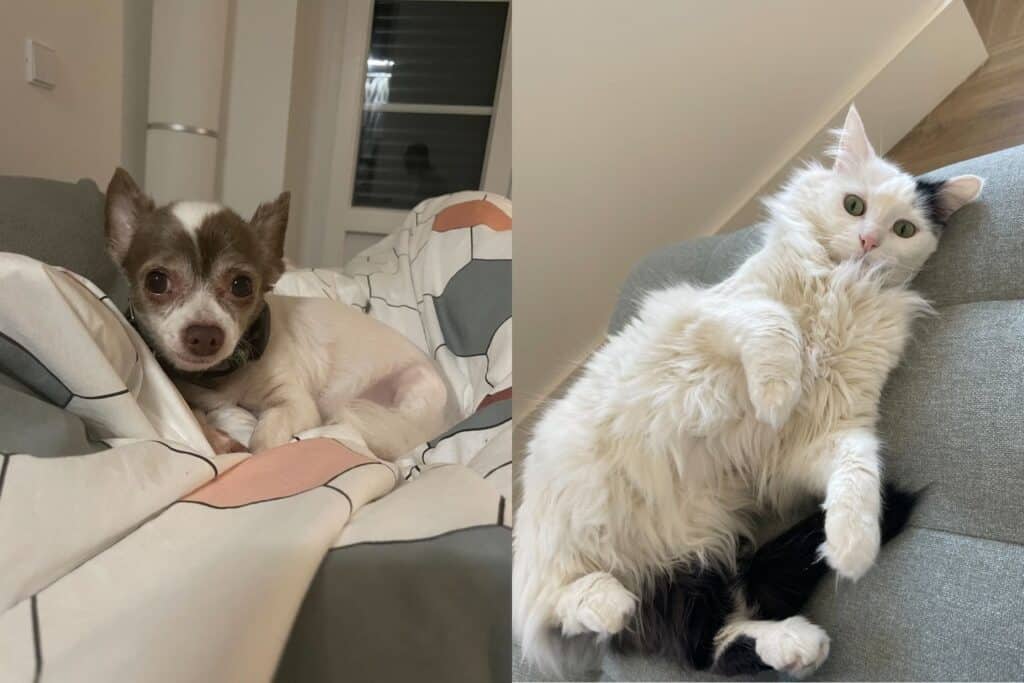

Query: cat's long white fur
[513,106,982,678]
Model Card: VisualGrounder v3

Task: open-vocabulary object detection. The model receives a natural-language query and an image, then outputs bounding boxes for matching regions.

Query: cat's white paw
[748,375,801,430]
[821,505,881,581]
[556,572,637,638]
[755,616,830,678]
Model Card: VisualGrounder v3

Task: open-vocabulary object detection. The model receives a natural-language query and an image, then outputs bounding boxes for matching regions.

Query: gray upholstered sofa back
[0,175,128,308]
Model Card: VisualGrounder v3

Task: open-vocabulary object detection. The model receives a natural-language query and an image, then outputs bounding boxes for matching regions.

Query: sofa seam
[933,296,1024,311]
[904,522,1024,549]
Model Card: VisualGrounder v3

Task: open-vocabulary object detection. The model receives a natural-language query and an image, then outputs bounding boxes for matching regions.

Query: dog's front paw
[820,505,880,581]
[202,423,246,454]
[250,411,300,453]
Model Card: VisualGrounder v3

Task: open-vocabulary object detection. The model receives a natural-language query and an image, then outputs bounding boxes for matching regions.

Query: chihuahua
[104,168,449,458]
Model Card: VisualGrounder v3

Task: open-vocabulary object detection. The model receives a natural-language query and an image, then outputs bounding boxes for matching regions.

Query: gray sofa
[514,146,1024,681]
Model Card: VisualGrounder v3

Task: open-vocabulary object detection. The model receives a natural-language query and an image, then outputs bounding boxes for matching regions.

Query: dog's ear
[105,167,154,265]
[250,191,290,261]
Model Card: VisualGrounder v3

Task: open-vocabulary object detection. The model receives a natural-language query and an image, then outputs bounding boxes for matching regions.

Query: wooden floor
[888,0,1024,174]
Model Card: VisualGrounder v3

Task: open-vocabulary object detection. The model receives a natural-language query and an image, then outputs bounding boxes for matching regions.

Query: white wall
[0,0,123,184]
[513,0,985,418]
[146,0,229,203]
[283,0,348,264]
[719,0,986,233]
[121,0,153,184]
[218,0,298,218]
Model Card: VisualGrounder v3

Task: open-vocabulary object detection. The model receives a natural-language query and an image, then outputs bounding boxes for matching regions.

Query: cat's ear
[937,175,984,221]
[833,104,876,173]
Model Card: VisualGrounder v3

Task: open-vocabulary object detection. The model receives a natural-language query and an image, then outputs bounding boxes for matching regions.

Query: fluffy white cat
[513,105,983,678]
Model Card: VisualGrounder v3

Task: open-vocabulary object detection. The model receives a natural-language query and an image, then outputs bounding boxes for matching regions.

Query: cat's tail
[741,482,921,620]
[616,483,920,671]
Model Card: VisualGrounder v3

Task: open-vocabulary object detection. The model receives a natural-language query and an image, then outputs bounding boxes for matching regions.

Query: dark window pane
[367,1,508,107]
[353,112,492,209]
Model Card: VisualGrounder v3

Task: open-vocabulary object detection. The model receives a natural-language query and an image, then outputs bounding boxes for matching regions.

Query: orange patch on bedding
[433,200,511,232]
[478,387,512,411]
[184,438,374,507]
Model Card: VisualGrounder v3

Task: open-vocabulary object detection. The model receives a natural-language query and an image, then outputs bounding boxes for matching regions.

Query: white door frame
[318,0,511,265]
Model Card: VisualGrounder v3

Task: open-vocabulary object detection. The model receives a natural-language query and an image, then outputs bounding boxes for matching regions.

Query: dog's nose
[184,325,225,356]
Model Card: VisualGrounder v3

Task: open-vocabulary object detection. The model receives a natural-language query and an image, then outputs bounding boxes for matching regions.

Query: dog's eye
[144,270,170,294]
[231,275,253,298]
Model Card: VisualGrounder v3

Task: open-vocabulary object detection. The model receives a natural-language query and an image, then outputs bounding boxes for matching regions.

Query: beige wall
[218,0,298,218]
[283,0,349,264]
[513,0,984,418]
[121,0,153,185]
[0,0,123,184]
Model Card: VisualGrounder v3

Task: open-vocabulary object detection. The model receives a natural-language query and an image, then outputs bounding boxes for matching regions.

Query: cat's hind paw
[756,616,830,679]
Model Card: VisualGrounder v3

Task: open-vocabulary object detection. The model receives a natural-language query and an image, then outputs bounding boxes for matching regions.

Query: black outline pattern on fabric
[150,441,218,479]
[309,269,338,299]
[322,483,354,512]
[57,272,136,343]
[0,330,130,408]
[431,314,511,360]
[497,496,506,526]
[368,230,511,307]
[31,594,42,683]
[431,321,510,389]
[373,259,513,312]
[420,416,511,465]
[176,460,394,510]
[483,460,511,479]
[327,522,511,553]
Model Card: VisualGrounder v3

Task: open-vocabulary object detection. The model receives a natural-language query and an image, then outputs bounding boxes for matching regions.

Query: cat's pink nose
[860,234,879,252]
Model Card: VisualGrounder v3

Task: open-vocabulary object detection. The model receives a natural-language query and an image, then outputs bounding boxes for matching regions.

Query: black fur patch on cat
[618,482,920,674]
[713,635,771,676]
[915,178,948,229]
[740,507,829,621]
[612,563,732,670]
[879,483,921,543]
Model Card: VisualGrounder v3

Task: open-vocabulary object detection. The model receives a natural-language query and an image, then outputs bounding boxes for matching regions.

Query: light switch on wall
[25,39,56,89]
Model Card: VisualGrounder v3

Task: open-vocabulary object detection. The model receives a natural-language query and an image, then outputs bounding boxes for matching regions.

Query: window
[353,0,509,210]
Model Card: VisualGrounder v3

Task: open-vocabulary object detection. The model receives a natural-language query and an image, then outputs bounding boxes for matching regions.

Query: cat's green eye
[893,220,917,238]
[843,194,866,216]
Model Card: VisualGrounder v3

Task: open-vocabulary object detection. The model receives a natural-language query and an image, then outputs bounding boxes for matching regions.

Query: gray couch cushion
[517,146,1024,681]
[0,176,128,309]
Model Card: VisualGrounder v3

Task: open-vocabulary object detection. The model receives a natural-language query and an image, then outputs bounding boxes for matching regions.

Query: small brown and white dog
[104,167,449,457]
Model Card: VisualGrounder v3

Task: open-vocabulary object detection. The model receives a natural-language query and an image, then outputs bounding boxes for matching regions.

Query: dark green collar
[127,303,271,382]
